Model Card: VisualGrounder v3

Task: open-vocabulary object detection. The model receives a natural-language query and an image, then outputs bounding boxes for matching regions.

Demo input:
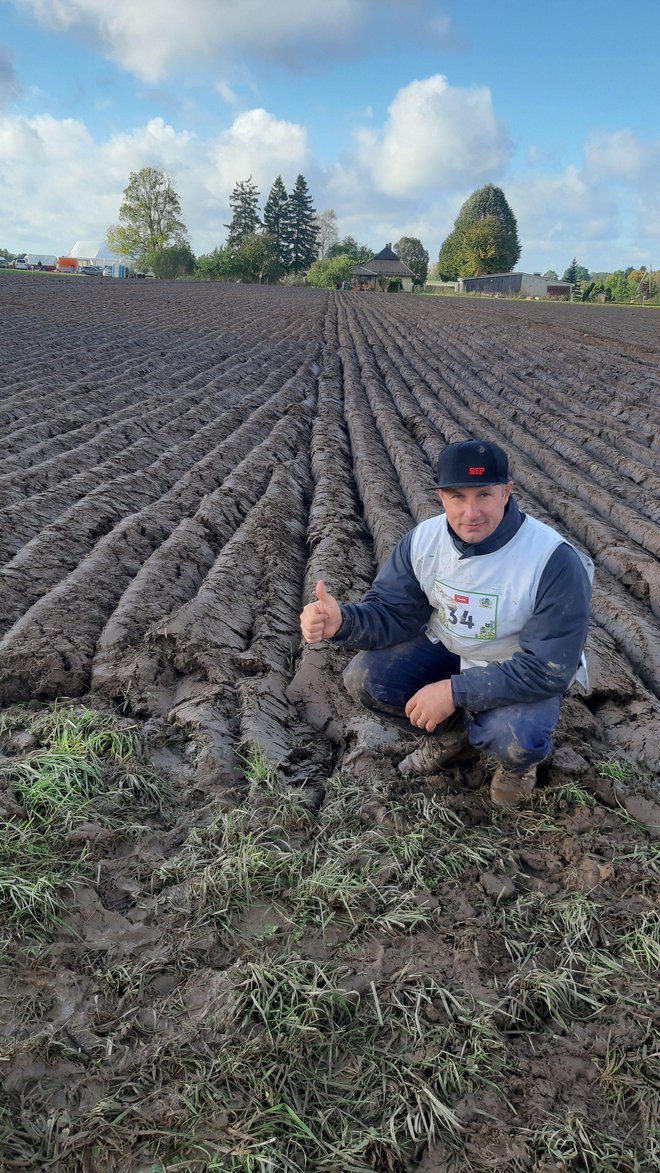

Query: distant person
[300,439,593,806]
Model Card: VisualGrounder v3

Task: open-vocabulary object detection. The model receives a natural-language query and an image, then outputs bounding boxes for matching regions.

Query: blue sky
[1,0,659,273]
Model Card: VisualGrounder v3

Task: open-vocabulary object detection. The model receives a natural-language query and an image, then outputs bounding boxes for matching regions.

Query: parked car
[14,260,27,270]
[0,258,8,268]
[79,265,103,276]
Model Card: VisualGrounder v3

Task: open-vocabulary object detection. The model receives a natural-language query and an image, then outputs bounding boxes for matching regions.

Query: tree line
[102,167,433,288]
[106,168,325,283]
[87,168,657,300]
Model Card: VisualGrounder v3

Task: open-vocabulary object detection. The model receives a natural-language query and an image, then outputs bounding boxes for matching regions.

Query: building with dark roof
[352,244,415,292]
[457,272,573,298]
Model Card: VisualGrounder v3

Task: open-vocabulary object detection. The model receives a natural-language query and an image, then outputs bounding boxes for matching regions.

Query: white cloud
[0,112,120,246]
[0,105,311,254]
[15,0,364,83]
[355,75,512,198]
[510,166,613,241]
[2,72,659,274]
[14,1,461,83]
[205,109,311,204]
[102,116,196,178]
[582,129,660,252]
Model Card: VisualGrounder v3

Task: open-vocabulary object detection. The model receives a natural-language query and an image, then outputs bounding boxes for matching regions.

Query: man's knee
[343,652,408,722]
[343,653,376,708]
[469,698,561,771]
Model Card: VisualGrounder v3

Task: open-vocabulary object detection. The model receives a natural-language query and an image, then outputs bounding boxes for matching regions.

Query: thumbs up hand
[300,580,343,644]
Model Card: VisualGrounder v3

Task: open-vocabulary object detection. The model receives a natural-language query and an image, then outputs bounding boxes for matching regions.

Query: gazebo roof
[352,243,415,278]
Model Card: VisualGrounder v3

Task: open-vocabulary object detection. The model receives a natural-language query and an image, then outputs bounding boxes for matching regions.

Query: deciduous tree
[107,167,189,263]
[195,247,236,281]
[437,184,520,279]
[307,254,355,288]
[314,209,339,258]
[393,236,429,286]
[453,216,513,277]
[327,235,372,265]
[232,233,280,283]
[437,232,461,280]
[149,243,196,279]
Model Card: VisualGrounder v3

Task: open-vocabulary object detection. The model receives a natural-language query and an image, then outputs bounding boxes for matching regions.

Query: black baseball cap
[434,440,510,489]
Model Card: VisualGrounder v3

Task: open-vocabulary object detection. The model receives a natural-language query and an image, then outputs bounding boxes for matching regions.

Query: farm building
[457,272,573,298]
[352,244,415,292]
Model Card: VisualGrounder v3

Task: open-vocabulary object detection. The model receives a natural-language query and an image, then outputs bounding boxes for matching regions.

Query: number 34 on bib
[434,581,499,641]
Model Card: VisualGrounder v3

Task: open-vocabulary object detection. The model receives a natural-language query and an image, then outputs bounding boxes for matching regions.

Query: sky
[1,0,659,274]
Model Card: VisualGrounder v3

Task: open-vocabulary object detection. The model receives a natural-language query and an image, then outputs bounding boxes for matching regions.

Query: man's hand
[300,580,343,644]
[405,680,456,733]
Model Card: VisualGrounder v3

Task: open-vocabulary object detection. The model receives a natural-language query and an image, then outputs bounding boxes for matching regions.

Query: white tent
[69,241,123,266]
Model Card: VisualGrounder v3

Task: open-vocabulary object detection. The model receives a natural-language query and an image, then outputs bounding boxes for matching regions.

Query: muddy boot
[398,718,469,778]
[490,763,537,807]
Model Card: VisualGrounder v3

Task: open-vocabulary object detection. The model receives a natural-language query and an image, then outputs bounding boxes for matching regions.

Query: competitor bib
[433,580,499,641]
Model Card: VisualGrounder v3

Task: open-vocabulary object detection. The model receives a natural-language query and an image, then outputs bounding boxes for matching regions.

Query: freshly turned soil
[1,273,659,1171]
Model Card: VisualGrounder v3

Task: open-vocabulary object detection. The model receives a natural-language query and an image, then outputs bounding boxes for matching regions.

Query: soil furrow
[336,301,414,565]
[92,398,316,699]
[0,376,316,658]
[356,300,660,560]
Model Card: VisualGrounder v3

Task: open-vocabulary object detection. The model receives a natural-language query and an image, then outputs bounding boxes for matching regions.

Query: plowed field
[1,273,659,1172]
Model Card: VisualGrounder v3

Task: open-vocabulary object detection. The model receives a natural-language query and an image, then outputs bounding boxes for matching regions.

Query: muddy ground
[0,273,659,1171]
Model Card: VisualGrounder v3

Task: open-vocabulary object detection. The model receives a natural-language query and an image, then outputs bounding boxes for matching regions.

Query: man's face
[436,482,513,544]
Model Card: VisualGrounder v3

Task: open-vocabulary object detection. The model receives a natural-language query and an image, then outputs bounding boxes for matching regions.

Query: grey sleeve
[330,530,433,649]
[451,543,592,711]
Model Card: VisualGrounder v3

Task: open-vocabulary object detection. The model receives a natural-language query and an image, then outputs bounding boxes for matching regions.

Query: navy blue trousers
[343,631,561,771]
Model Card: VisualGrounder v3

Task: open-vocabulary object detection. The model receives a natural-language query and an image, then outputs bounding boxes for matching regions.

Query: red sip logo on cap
[469,466,485,475]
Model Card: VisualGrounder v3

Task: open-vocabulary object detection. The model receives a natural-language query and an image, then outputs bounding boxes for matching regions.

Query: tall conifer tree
[263,176,291,271]
[286,174,319,273]
[225,177,261,249]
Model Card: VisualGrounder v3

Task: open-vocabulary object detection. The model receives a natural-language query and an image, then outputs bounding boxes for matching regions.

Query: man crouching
[300,439,593,806]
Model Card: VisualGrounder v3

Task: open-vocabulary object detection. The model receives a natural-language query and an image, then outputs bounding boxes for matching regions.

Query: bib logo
[454,594,470,604]
[469,466,485,475]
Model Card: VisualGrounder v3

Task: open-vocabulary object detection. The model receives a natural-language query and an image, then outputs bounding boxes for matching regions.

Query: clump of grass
[529,1110,641,1172]
[617,912,660,972]
[6,750,104,822]
[0,702,168,829]
[613,842,660,880]
[597,1036,659,1157]
[30,703,143,762]
[0,862,64,937]
[0,820,74,937]
[501,965,607,1031]
[0,702,164,942]
[594,757,638,784]
[498,891,600,947]
[545,779,597,807]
